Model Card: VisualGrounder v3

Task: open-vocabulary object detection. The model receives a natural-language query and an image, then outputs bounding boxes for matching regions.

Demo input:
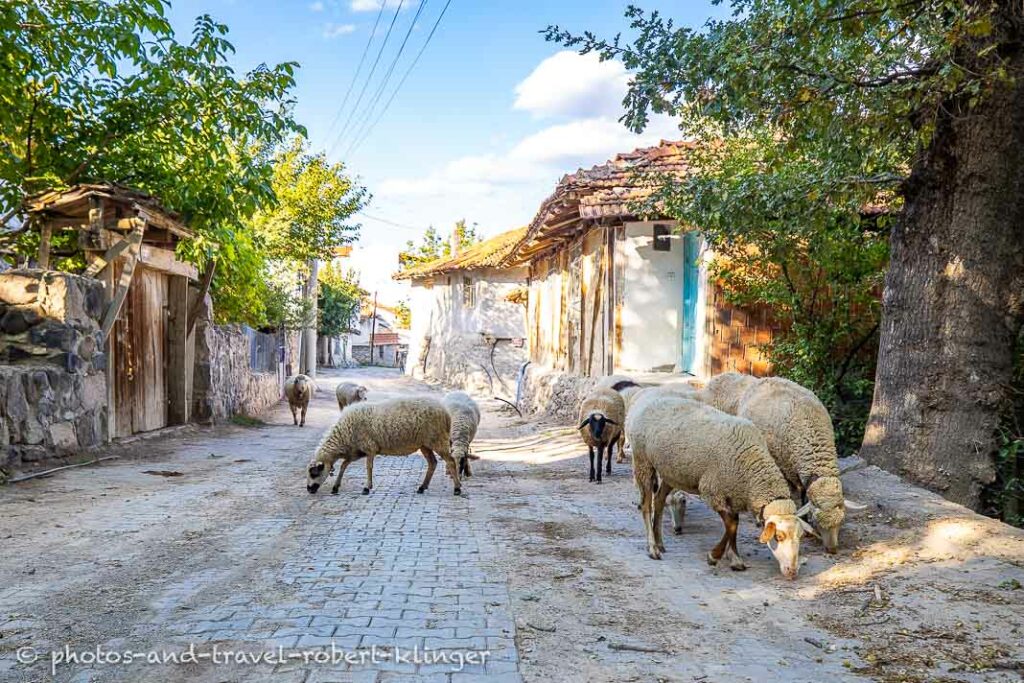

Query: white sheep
[284,374,314,426]
[306,396,462,496]
[336,381,368,411]
[727,376,861,553]
[627,393,813,579]
[701,371,760,415]
[441,391,481,478]
[577,387,625,483]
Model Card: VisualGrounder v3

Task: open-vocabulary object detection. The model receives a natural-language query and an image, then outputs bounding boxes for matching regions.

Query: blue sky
[167,0,723,301]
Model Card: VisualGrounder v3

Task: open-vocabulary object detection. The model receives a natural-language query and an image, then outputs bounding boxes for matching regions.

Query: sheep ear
[795,502,815,518]
[579,417,591,429]
[759,520,777,544]
[844,499,868,510]
[468,454,481,460]
[605,418,618,426]
[798,518,820,539]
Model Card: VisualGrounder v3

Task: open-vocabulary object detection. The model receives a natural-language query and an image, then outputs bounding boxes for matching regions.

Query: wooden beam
[186,259,216,336]
[586,243,604,376]
[37,222,52,270]
[133,204,195,240]
[139,244,198,279]
[98,223,145,343]
[605,226,615,374]
[83,235,134,278]
[166,274,190,426]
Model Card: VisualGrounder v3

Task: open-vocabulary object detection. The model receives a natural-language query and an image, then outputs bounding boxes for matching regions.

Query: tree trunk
[861,17,1024,508]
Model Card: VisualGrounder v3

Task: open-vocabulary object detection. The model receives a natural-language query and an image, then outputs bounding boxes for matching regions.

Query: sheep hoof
[673,526,683,535]
[648,548,662,560]
[453,488,462,496]
[330,488,339,495]
[706,552,719,566]
[730,560,747,572]
[657,542,666,552]
[361,487,370,495]
[417,486,425,494]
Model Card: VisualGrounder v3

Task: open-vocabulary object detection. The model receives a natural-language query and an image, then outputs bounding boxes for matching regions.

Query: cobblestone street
[2,368,1024,683]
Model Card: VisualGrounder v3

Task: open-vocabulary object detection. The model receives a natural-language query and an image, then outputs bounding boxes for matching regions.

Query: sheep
[284,374,314,426]
[729,376,861,553]
[305,396,462,497]
[442,391,481,478]
[577,387,625,483]
[626,393,813,579]
[336,381,368,411]
[701,371,760,415]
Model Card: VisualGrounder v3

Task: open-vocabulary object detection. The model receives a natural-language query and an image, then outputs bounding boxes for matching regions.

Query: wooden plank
[103,260,117,441]
[139,244,198,279]
[586,243,604,376]
[131,267,167,433]
[83,235,134,278]
[99,223,144,343]
[605,226,615,374]
[187,259,216,336]
[37,222,52,269]
[166,274,190,425]
[133,204,196,240]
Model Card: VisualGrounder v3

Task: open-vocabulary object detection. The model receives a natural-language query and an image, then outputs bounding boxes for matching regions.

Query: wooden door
[111,265,168,436]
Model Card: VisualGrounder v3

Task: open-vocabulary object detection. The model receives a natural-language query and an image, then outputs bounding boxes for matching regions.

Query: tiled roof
[503,140,696,264]
[354,331,401,346]
[392,227,528,280]
[24,183,195,239]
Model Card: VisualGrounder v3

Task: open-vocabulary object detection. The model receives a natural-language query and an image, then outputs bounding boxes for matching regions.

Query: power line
[321,0,388,148]
[357,211,427,232]
[328,0,405,157]
[347,0,453,156]
[339,0,431,158]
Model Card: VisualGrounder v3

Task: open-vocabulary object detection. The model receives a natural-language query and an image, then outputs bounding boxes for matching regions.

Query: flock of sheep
[284,370,862,581]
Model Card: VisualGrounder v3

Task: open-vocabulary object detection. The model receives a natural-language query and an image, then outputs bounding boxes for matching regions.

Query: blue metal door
[680,232,700,374]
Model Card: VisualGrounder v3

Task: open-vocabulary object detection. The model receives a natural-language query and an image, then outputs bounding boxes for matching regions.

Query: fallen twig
[8,456,121,483]
[608,642,669,654]
[491,396,522,417]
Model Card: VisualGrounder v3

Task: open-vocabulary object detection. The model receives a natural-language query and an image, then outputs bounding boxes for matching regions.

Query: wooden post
[187,259,216,336]
[37,222,52,270]
[103,262,116,442]
[605,226,615,374]
[98,223,144,343]
[369,291,378,366]
[166,274,189,425]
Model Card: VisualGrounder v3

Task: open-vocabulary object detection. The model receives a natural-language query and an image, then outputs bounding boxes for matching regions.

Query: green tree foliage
[318,263,365,338]
[393,300,411,329]
[1,1,302,236]
[398,219,480,269]
[546,1,1017,454]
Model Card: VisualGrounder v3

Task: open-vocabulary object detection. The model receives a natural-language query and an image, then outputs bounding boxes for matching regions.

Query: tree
[398,219,480,269]
[318,263,364,338]
[393,300,411,329]
[548,1,1024,508]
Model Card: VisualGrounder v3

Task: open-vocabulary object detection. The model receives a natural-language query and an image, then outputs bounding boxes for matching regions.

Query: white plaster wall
[618,221,685,372]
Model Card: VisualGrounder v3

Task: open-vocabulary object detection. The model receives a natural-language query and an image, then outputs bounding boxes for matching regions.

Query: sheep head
[450,439,480,476]
[355,386,368,401]
[759,499,806,580]
[579,413,617,442]
[306,460,327,494]
[799,476,846,554]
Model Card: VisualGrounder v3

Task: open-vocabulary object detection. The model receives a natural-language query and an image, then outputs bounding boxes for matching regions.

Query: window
[653,224,672,251]
[378,346,384,359]
[462,275,475,307]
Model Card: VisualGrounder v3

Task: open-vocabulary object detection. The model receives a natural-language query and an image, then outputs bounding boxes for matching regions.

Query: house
[350,305,408,367]
[502,140,777,380]
[393,228,529,395]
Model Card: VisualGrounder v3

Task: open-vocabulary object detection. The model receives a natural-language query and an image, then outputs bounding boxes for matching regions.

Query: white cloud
[350,0,413,11]
[309,1,324,11]
[323,22,356,38]
[514,51,629,120]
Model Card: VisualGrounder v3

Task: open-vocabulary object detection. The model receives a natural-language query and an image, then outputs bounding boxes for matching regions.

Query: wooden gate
[112,264,168,437]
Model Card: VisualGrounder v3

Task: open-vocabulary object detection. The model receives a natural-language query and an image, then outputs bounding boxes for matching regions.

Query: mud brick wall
[0,270,108,472]
[192,297,284,423]
[703,282,779,378]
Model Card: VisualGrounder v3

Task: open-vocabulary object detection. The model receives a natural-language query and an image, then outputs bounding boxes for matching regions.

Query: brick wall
[703,282,779,377]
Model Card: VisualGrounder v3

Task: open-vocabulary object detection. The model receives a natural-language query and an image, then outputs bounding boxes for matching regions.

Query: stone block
[81,374,106,407]
[49,421,78,450]
[29,320,75,350]
[4,375,28,422]
[75,412,100,447]
[0,271,41,305]
[0,307,41,334]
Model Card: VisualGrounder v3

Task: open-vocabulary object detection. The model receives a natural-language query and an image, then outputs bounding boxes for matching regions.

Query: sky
[167,0,724,302]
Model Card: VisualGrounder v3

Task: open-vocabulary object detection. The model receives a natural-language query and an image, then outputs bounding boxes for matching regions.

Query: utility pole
[368,291,378,366]
[300,258,319,378]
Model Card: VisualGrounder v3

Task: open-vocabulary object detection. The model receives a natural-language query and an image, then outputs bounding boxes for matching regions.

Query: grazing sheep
[732,376,860,553]
[627,394,812,579]
[336,382,368,411]
[701,371,760,415]
[306,396,461,497]
[577,387,625,483]
[442,391,481,478]
[284,374,314,426]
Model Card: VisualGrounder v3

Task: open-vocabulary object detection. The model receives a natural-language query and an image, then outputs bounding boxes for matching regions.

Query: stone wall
[0,270,108,473]
[518,364,597,422]
[192,298,284,422]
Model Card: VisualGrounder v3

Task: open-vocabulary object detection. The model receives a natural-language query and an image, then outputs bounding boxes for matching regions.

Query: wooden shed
[502,141,779,379]
[24,184,205,438]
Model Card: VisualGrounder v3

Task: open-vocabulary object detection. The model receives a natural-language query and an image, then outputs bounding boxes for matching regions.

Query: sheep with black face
[577,387,625,483]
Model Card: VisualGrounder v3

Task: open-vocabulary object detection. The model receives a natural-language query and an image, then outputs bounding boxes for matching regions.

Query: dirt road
[1,368,1023,682]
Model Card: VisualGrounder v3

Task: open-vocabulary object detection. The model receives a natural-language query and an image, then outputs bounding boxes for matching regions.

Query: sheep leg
[588,446,595,482]
[330,459,351,495]
[441,452,462,496]
[417,447,437,493]
[637,463,660,560]
[707,510,740,568]
[362,455,374,495]
[290,404,298,425]
[605,441,613,475]
[724,514,747,571]
[616,435,626,463]
[596,444,605,484]
[300,403,308,427]
[652,483,672,553]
